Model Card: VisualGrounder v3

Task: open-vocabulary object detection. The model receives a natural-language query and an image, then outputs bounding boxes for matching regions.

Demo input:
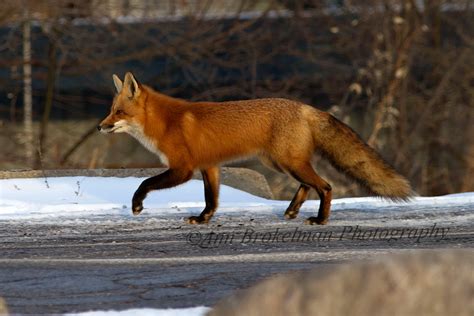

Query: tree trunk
[23,9,34,168]
[37,38,57,168]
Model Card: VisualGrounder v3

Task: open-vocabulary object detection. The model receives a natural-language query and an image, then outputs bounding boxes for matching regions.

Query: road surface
[0,200,473,314]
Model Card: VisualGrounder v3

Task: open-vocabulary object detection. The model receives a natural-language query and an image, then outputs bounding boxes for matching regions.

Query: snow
[65,306,210,316]
[1,176,473,316]
[1,176,474,222]
[0,177,266,221]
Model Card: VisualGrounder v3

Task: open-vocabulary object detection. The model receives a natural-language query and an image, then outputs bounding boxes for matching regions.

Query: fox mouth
[99,125,121,134]
[109,126,121,133]
[110,124,130,134]
[99,119,130,134]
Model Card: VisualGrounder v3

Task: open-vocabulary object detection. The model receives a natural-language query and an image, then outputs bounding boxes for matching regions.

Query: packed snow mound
[65,306,210,316]
[0,176,473,221]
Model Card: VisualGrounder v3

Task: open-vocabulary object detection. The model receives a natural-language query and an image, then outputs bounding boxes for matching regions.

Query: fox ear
[112,74,123,93]
[123,72,141,99]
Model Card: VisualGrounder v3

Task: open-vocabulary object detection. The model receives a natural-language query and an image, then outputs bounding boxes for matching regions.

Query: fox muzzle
[97,124,115,133]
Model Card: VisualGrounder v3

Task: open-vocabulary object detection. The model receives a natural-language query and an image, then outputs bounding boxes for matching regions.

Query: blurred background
[0,0,473,199]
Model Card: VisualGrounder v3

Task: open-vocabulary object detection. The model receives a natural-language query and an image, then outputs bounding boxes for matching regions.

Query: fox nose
[97,125,102,131]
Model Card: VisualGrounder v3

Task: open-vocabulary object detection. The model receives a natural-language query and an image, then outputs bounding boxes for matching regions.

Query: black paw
[304,216,328,225]
[132,201,143,216]
[284,209,299,219]
[187,216,209,224]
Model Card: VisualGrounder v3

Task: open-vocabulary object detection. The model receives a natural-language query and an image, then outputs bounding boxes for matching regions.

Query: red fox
[99,72,412,225]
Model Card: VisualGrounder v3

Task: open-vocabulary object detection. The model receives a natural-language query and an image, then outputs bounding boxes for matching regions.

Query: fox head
[98,72,146,134]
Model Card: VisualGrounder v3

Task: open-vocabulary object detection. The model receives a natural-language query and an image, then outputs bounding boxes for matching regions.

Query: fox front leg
[131,169,193,215]
[187,166,220,224]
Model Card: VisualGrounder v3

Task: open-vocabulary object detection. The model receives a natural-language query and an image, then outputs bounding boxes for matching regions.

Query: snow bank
[0,177,267,220]
[65,306,210,316]
[1,176,473,221]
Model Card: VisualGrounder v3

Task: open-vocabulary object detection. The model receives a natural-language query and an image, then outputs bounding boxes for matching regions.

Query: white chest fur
[127,127,169,167]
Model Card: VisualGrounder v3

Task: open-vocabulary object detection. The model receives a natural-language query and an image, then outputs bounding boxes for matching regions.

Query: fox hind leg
[284,184,311,219]
[188,166,220,224]
[259,155,309,219]
[287,163,332,225]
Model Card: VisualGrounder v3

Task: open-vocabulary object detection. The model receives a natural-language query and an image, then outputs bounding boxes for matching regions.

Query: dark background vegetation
[0,0,473,199]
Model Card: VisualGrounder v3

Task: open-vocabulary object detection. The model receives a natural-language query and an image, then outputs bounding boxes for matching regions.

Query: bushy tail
[313,113,413,200]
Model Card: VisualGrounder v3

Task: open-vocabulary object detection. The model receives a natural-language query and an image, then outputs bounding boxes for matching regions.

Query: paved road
[0,201,473,314]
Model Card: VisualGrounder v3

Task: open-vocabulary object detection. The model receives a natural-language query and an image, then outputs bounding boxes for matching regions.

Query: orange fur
[99,72,413,225]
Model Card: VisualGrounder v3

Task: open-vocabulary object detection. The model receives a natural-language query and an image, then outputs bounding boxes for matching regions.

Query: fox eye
[116,110,125,115]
